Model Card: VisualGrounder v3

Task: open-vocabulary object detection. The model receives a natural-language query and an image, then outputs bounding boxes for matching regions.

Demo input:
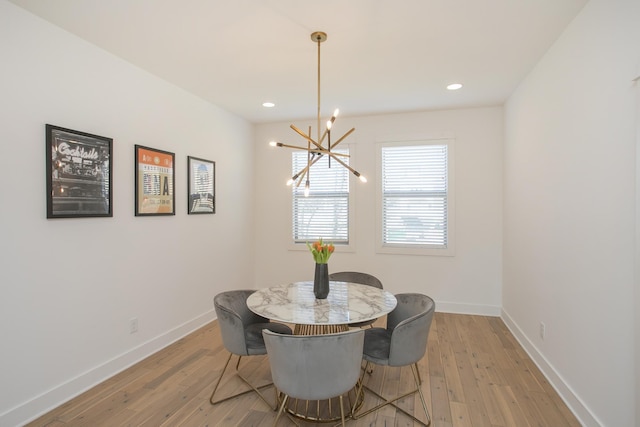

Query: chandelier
[269,31,366,196]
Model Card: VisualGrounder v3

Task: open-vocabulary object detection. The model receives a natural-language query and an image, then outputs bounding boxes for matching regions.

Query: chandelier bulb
[304,180,310,197]
[287,173,300,186]
[353,170,367,183]
[326,120,332,130]
[333,108,339,118]
[269,141,277,147]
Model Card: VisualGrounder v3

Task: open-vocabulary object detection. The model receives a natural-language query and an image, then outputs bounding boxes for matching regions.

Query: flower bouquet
[306,239,335,264]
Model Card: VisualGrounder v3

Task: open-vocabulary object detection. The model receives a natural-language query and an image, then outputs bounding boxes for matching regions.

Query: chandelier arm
[318,127,329,146]
[315,150,348,157]
[290,125,323,151]
[310,150,347,157]
[302,148,350,157]
[327,128,331,168]
[276,142,326,152]
[326,152,362,178]
[329,128,356,149]
[277,141,349,157]
[293,153,323,186]
[296,162,312,187]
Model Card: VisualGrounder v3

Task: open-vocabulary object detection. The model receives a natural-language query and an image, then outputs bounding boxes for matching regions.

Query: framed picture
[46,124,113,218]
[187,156,215,214]
[134,145,175,216]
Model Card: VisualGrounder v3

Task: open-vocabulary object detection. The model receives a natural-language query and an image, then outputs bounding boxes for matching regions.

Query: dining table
[246,280,397,422]
[246,280,397,334]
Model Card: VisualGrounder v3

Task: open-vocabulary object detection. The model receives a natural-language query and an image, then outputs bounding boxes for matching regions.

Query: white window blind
[381,143,448,248]
[292,148,350,243]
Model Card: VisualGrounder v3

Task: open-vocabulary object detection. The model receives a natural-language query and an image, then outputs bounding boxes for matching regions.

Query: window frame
[375,138,455,256]
[287,144,357,252]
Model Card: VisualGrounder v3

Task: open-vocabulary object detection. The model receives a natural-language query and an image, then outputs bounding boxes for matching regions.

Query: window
[291,147,350,244]
[378,140,454,255]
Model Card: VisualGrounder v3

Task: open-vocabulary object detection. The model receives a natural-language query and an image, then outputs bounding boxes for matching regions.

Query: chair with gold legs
[209,290,292,409]
[263,329,365,427]
[353,293,435,426]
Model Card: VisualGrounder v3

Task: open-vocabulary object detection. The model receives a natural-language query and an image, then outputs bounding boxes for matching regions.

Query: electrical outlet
[130,317,138,334]
[539,322,545,340]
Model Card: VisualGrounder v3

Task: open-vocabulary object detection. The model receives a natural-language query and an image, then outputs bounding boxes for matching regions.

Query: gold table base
[293,323,349,335]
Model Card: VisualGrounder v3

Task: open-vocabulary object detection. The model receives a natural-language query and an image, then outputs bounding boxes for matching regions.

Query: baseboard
[436,300,502,316]
[2,309,215,427]
[500,308,602,427]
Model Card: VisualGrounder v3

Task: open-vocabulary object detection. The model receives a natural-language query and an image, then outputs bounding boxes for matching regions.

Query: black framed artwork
[134,145,175,216]
[187,156,215,214]
[46,124,113,218]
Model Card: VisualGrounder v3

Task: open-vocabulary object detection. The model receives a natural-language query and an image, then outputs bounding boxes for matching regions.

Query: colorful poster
[135,145,175,215]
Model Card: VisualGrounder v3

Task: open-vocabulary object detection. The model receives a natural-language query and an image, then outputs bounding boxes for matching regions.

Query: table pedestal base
[281,384,365,424]
[293,323,348,335]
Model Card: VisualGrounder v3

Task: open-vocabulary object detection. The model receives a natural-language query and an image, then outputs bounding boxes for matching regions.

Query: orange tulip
[307,238,334,264]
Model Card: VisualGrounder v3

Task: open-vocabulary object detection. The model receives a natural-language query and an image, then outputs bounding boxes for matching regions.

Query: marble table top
[246,281,397,326]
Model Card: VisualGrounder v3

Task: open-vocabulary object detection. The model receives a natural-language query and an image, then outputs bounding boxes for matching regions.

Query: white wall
[254,107,504,315]
[0,2,255,426]
[503,0,639,426]
[636,79,640,427]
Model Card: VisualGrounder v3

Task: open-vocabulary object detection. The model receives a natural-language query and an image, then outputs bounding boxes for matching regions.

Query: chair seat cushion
[362,327,392,365]
[245,322,292,355]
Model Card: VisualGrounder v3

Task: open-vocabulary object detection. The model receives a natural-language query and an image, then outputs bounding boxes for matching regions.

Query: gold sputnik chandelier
[269,31,366,196]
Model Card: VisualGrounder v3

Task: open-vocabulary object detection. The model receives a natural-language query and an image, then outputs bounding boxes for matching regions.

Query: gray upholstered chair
[262,329,365,427]
[210,290,292,409]
[328,271,383,328]
[353,293,435,426]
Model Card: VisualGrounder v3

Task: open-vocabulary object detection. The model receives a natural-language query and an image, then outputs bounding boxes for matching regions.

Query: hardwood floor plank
[25,314,581,427]
[143,348,211,390]
[440,340,466,404]
[430,375,453,425]
[449,341,492,426]
[449,401,473,427]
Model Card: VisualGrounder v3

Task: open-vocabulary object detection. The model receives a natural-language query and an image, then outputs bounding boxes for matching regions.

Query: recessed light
[447,83,463,91]
[262,102,275,108]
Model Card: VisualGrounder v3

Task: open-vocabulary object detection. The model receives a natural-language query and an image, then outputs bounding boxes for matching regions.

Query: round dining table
[247,280,397,334]
[247,280,397,422]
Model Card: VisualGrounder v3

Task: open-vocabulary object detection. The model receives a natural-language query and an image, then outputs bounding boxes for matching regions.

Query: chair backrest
[263,329,365,401]
[328,271,383,289]
[214,290,268,356]
[387,293,435,367]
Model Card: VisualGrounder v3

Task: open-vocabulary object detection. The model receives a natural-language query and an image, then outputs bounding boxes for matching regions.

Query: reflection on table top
[246,281,397,326]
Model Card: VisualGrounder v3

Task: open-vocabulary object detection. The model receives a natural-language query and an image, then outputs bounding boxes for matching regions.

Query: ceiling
[10,0,587,124]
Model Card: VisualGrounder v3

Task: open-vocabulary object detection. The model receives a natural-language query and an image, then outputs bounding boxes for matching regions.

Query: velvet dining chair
[262,329,365,427]
[353,293,435,426]
[210,289,292,410]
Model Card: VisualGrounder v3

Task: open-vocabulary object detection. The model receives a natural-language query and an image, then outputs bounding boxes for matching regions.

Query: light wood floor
[26,313,581,427]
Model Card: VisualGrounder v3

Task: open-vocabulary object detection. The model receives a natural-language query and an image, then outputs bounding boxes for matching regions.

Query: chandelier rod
[316,32,322,149]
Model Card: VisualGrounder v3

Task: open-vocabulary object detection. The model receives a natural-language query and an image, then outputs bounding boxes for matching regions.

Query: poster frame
[187,156,215,215]
[134,144,176,216]
[46,124,113,219]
